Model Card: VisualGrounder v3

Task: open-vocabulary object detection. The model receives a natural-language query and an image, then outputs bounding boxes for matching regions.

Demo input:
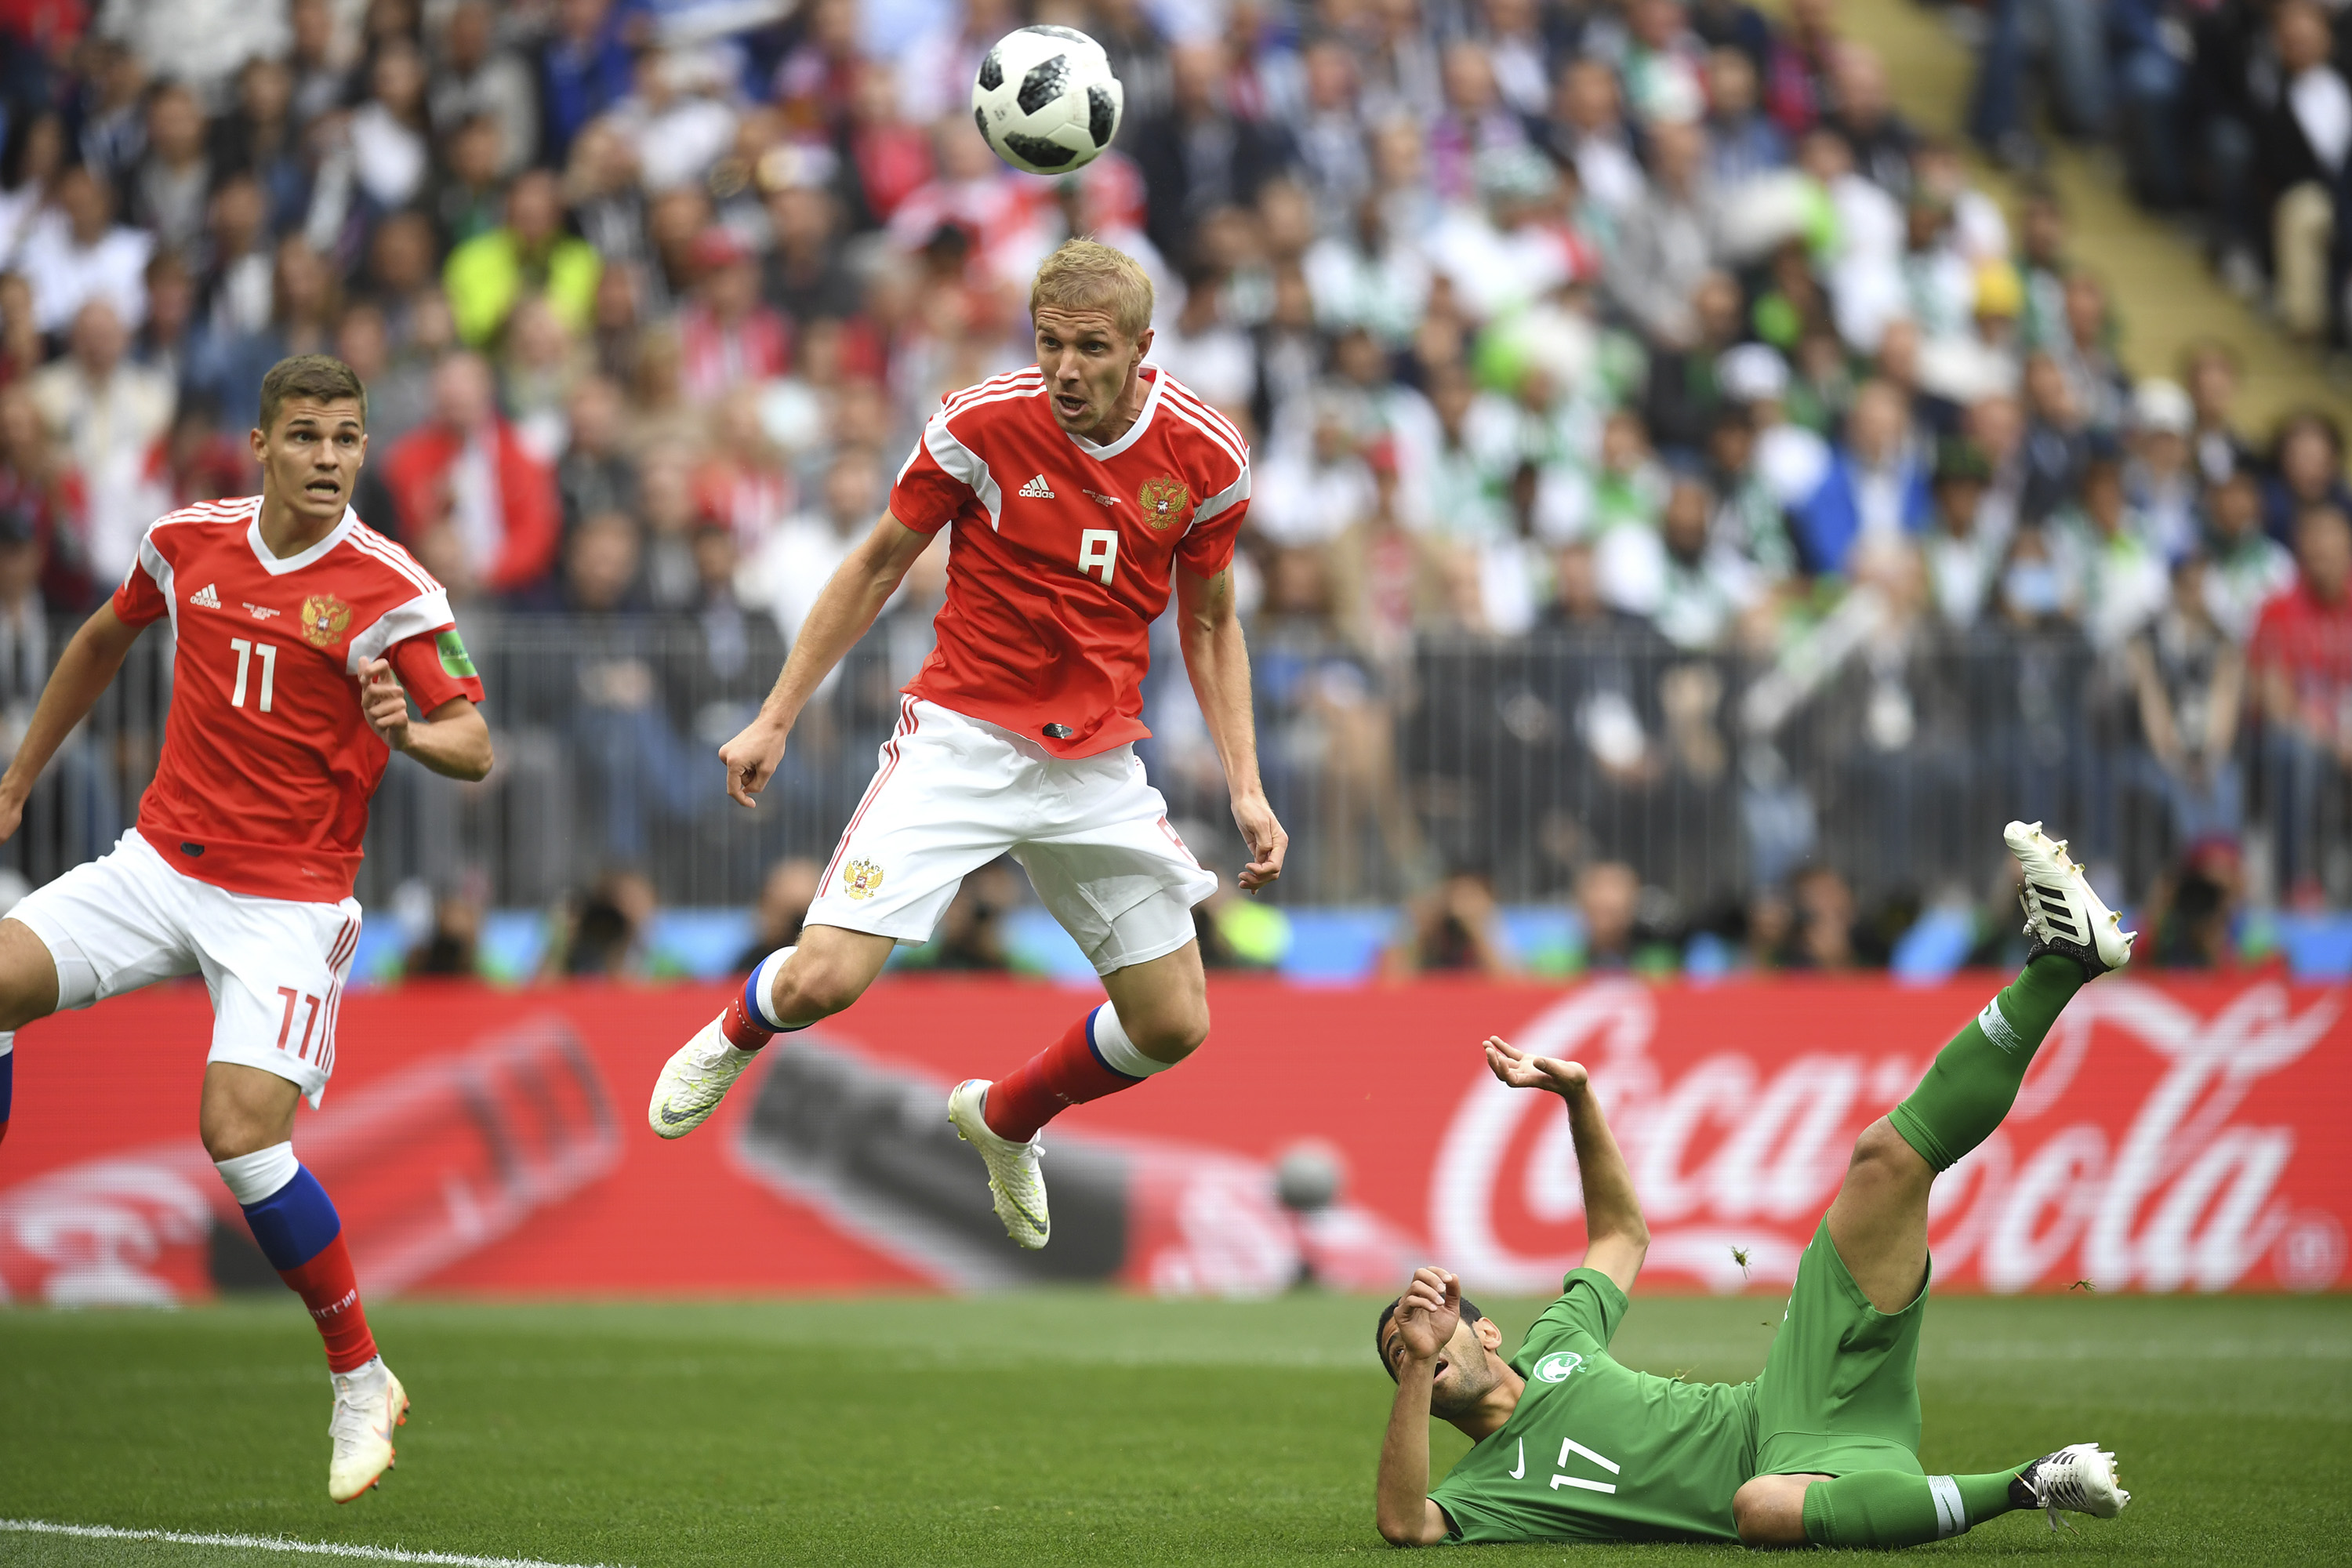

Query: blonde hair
[1029,238,1155,341]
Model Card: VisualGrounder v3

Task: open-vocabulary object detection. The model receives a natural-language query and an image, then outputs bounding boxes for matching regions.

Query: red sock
[982,1011,1142,1142]
[719,991,774,1051]
[278,1233,379,1373]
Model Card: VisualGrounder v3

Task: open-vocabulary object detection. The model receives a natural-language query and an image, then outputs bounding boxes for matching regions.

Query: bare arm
[1174,561,1287,891]
[2205,646,2244,762]
[361,659,493,782]
[1375,1266,1461,1548]
[1484,1036,1650,1294]
[2124,638,2179,767]
[0,603,144,841]
[720,514,935,808]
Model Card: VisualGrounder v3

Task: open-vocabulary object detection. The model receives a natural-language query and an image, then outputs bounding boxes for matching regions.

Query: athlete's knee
[1849,1117,1929,1184]
[1732,1475,1812,1548]
[0,917,60,1031]
[770,950,870,1020]
[1124,997,1209,1064]
[198,1064,301,1162]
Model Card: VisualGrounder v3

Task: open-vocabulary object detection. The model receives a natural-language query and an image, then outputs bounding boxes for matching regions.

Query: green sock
[1887,955,2084,1171]
[1799,1466,2027,1546]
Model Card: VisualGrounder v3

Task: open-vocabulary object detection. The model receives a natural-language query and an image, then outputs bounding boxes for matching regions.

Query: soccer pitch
[2,1293,2346,1566]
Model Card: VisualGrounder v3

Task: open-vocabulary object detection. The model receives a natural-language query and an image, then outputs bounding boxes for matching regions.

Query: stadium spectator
[677,228,789,403]
[406,892,485,977]
[2263,411,2352,548]
[733,858,821,972]
[898,858,1021,971]
[2124,556,2246,852]
[443,169,602,351]
[16,162,151,335]
[430,1,539,180]
[1795,379,1931,575]
[1384,869,1516,978]
[0,383,90,611]
[2180,340,2252,487]
[556,374,638,536]
[28,299,172,589]
[1133,40,1296,269]
[382,353,560,598]
[539,0,637,165]
[128,82,212,260]
[2250,506,2352,906]
[2204,470,2297,646]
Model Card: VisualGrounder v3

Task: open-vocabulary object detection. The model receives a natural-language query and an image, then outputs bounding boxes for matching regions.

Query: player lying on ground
[648,239,1286,1250]
[0,356,490,1502]
[1375,821,2134,1550]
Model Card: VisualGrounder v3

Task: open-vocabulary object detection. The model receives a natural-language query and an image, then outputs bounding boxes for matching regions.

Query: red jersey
[2250,579,2352,740]
[887,365,1250,758]
[111,496,486,902]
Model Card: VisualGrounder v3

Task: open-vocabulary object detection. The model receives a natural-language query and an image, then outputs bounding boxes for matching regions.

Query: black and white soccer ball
[971,26,1123,176]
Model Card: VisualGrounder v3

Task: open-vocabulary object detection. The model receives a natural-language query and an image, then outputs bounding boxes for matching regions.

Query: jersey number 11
[229,637,279,714]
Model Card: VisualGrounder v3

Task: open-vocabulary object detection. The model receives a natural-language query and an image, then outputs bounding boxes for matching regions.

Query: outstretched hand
[1483,1034,1589,1097]
[1392,1265,1463,1365]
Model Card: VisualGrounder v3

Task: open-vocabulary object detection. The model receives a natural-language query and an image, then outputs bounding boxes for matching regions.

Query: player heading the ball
[649,239,1286,1253]
[0,354,492,1503]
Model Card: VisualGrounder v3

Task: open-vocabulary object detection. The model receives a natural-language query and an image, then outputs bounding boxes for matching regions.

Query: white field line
[0,1520,629,1568]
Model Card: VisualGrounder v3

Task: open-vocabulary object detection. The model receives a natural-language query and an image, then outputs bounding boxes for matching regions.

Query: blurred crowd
[0,0,2344,957]
[1977,0,2352,353]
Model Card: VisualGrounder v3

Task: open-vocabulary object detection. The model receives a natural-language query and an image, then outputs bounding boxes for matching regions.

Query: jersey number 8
[1079,528,1118,585]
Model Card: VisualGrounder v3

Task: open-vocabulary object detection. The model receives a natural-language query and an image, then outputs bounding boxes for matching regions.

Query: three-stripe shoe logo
[189,583,221,608]
[1018,474,1055,498]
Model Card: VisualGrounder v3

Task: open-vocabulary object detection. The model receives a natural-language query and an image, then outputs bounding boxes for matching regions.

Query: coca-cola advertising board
[1,974,2343,1304]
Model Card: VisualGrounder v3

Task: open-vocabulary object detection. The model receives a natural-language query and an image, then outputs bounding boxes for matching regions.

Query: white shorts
[9,830,362,1106]
[808,698,1218,976]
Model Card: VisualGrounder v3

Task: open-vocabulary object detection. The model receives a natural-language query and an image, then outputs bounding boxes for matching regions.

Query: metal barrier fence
[1,612,2342,917]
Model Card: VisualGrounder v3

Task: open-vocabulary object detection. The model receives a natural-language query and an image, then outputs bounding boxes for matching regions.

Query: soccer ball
[971,26,1123,176]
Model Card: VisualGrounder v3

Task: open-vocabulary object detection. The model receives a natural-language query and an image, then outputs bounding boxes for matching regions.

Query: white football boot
[2018,1441,2129,1531]
[2004,821,2136,975]
[946,1079,1050,1250]
[648,1013,760,1138]
[327,1358,407,1503]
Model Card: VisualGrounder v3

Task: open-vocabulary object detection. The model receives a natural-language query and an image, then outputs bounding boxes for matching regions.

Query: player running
[1376,821,2134,1550]
[648,238,1284,1250]
[0,356,489,1501]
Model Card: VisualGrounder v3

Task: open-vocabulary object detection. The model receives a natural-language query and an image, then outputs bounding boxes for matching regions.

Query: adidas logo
[1018,474,1055,499]
[189,583,220,608]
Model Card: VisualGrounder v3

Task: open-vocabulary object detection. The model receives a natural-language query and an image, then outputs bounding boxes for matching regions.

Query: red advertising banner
[1,974,2344,1303]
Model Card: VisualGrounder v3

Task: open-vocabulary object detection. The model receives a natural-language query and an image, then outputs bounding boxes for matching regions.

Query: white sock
[214,1140,300,1206]
[749,946,797,1032]
[1090,1004,1173,1079]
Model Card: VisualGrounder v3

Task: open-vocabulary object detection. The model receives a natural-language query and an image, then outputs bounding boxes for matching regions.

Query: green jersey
[1428,1269,1757,1544]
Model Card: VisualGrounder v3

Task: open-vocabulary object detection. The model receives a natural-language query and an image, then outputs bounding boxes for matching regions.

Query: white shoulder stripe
[1192,464,1252,528]
[1157,379,1249,453]
[344,588,459,677]
[942,369,1044,417]
[920,412,1003,528]
[1160,398,1249,479]
[347,528,439,594]
[936,383,1045,434]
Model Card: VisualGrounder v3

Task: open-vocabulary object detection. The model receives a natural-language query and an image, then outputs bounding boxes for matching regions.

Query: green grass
[2,1292,2347,1566]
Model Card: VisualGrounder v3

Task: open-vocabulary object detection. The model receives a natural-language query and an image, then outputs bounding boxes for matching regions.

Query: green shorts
[1752,1215,1928,1478]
